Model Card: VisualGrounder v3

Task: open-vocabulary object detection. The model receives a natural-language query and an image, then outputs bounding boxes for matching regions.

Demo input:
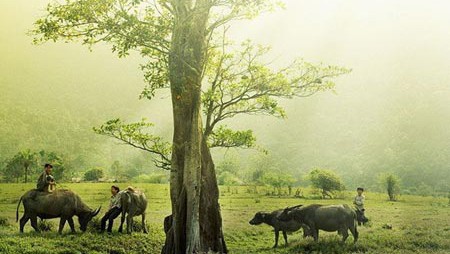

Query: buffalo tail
[16,196,23,222]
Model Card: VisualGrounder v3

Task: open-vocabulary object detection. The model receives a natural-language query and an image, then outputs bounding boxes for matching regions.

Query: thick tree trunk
[162,1,226,254]
[199,138,228,253]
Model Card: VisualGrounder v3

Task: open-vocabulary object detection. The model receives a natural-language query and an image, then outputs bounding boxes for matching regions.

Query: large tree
[33,1,349,253]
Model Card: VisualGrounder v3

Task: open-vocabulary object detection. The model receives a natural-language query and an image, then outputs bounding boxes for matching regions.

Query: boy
[353,187,368,225]
[36,163,56,192]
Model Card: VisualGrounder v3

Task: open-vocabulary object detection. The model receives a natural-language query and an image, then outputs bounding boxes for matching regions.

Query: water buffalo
[16,189,101,233]
[118,188,148,234]
[249,206,312,248]
[279,204,358,242]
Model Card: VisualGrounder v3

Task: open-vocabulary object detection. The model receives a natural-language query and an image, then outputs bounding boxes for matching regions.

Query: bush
[84,168,104,181]
[382,173,400,201]
[309,168,345,199]
[218,171,243,186]
[133,173,168,184]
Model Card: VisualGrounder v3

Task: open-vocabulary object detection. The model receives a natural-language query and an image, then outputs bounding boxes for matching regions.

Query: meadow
[0,183,449,254]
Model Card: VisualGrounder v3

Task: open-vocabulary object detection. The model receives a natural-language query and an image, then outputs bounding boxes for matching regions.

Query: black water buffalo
[249,206,312,248]
[279,204,358,242]
[118,188,148,234]
[16,189,100,233]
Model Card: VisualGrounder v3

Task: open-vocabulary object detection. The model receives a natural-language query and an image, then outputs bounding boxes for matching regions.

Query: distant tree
[3,150,38,183]
[309,168,345,199]
[216,156,242,185]
[2,159,23,183]
[251,169,266,186]
[262,172,296,196]
[110,160,126,181]
[383,173,400,201]
[124,167,141,180]
[84,168,104,182]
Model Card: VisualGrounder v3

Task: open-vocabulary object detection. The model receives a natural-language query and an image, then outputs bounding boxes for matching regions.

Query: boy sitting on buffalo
[354,187,369,225]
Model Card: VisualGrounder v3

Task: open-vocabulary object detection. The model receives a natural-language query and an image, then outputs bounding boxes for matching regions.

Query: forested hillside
[1,0,449,195]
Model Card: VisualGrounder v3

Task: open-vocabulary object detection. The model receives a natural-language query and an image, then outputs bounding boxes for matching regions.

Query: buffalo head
[249,212,266,225]
[78,206,101,232]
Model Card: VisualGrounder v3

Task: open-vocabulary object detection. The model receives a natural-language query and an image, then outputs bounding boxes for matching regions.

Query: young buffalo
[249,206,311,248]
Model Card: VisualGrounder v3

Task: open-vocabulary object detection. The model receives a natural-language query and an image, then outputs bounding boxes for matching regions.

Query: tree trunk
[163,1,226,253]
[199,138,227,253]
[24,165,28,183]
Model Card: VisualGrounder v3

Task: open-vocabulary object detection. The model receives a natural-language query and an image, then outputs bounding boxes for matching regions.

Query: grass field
[0,183,449,254]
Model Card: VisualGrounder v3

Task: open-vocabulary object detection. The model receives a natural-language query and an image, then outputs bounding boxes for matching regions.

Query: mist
[1,0,449,192]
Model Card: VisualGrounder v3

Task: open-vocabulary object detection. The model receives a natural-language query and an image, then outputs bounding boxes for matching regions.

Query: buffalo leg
[118,212,125,233]
[67,217,76,233]
[273,230,279,248]
[312,227,319,242]
[282,230,288,246]
[58,218,67,234]
[30,215,39,232]
[19,214,30,233]
[349,225,358,242]
[341,228,349,242]
[142,213,148,234]
[126,214,133,234]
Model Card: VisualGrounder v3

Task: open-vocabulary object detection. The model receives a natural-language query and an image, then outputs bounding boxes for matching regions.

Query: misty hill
[1,0,449,193]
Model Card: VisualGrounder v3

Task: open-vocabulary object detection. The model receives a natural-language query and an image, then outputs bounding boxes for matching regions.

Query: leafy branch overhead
[93,118,172,170]
[202,40,351,136]
[208,125,255,148]
[32,0,351,170]
[32,0,280,99]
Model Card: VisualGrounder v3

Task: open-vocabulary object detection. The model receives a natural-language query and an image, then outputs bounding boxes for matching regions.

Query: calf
[249,206,311,248]
[118,188,148,234]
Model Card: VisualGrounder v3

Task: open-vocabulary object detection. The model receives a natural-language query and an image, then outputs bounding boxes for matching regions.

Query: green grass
[0,183,449,253]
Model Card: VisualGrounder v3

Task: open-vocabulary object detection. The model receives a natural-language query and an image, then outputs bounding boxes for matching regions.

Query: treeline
[214,152,447,198]
[0,149,166,184]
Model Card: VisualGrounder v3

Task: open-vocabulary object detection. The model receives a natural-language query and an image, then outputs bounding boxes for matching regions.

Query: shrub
[84,168,104,182]
[133,173,168,184]
[381,173,400,201]
[308,168,345,199]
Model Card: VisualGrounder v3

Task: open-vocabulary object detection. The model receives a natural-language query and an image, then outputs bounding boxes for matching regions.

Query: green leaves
[31,0,351,167]
[93,118,172,170]
[32,0,172,99]
[209,125,256,148]
[309,168,345,198]
[202,40,350,141]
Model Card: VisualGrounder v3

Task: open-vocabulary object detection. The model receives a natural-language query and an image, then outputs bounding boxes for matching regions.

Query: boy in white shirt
[353,187,368,225]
